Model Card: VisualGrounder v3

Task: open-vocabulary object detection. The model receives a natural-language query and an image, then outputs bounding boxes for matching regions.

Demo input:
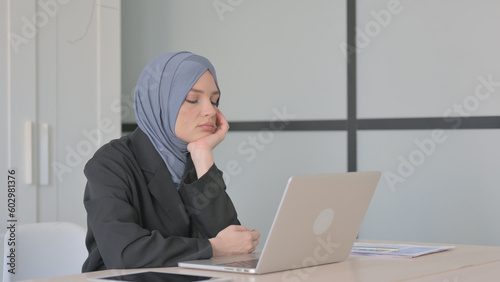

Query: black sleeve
[83,151,213,271]
[179,164,241,239]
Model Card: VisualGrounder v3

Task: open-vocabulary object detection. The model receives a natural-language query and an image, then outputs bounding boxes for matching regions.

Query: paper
[351,242,455,258]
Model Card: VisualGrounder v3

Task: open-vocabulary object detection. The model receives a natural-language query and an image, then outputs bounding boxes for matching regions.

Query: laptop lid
[179,171,381,274]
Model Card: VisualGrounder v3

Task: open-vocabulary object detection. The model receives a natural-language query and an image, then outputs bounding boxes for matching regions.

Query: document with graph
[351,242,455,258]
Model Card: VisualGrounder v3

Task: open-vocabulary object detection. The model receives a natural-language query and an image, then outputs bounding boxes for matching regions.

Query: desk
[25,241,500,281]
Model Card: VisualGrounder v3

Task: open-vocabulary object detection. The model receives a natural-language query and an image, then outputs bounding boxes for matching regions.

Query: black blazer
[82,128,239,272]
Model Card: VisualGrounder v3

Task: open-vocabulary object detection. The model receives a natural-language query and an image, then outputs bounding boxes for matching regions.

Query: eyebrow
[189,88,220,95]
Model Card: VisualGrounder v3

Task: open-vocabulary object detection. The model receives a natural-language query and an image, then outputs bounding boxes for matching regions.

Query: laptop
[179,171,381,274]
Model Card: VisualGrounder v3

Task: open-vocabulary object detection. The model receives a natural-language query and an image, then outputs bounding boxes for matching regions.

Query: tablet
[89,271,231,282]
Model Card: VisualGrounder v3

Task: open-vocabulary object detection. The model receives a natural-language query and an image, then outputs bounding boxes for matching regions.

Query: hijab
[134,51,219,187]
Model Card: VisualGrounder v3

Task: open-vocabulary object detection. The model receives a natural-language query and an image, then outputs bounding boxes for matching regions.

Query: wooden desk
[25,241,500,282]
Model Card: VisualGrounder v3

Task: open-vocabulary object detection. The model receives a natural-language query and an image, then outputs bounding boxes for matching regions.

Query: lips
[199,122,215,131]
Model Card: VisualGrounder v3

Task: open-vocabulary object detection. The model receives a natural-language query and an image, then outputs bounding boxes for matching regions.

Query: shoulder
[84,127,164,183]
[84,133,136,179]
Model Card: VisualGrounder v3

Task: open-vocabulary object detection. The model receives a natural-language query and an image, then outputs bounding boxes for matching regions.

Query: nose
[201,97,217,117]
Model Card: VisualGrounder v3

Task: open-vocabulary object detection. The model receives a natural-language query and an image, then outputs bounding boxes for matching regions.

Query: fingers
[251,229,261,241]
[188,111,227,154]
[215,109,229,132]
[212,225,260,256]
[226,225,260,238]
[234,228,258,253]
[250,229,260,251]
[238,226,260,253]
[227,225,250,231]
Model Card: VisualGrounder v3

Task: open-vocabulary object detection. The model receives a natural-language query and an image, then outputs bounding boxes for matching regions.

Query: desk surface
[26,241,500,282]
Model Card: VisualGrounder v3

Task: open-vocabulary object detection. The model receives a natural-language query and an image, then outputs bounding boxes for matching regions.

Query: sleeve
[179,163,241,239]
[83,150,213,271]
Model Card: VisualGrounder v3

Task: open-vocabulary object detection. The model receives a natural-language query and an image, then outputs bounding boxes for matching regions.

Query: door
[0,0,121,230]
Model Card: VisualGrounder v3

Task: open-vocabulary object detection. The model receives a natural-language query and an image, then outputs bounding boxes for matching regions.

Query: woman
[82,52,260,272]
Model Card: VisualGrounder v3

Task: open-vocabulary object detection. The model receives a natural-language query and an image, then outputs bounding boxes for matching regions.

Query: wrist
[209,238,221,257]
[189,149,214,178]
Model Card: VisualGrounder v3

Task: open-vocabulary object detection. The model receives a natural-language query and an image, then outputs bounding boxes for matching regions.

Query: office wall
[121,0,347,123]
[122,0,347,244]
[356,0,500,245]
[1,0,121,276]
[122,0,500,246]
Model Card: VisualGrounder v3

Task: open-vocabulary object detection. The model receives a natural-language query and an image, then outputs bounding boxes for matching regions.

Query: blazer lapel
[147,165,191,231]
[129,128,191,231]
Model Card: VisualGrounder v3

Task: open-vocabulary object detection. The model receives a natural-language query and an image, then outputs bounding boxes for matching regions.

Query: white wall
[122,0,347,123]
[122,0,347,244]
[356,0,500,246]
[357,0,500,118]
[121,0,500,247]
[1,0,120,276]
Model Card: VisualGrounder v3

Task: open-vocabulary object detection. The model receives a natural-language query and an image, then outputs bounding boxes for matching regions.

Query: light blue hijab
[134,52,219,187]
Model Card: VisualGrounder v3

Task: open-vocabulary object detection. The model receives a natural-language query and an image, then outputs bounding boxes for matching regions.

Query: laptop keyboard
[217,258,259,268]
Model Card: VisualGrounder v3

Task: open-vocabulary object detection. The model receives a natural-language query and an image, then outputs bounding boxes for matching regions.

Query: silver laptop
[179,171,381,274]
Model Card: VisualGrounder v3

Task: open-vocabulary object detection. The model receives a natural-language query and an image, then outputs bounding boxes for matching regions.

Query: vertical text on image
[6,169,18,275]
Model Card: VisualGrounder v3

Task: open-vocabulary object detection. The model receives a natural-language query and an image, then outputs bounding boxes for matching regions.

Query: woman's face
[175,70,220,143]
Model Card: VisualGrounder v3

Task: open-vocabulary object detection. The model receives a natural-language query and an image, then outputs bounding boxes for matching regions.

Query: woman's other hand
[209,225,261,257]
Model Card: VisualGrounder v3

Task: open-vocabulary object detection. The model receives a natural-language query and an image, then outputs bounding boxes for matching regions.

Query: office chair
[2,221,87,282]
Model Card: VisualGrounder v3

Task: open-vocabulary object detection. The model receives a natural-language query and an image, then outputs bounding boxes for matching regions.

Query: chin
[189,132,214,142]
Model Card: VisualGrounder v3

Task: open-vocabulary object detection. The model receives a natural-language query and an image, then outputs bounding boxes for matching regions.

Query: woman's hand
[187,109,229,178]
[209,225,261,257]
[188,109,229,152]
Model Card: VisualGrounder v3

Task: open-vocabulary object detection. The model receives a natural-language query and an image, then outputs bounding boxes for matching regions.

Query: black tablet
[90,271,231,282]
